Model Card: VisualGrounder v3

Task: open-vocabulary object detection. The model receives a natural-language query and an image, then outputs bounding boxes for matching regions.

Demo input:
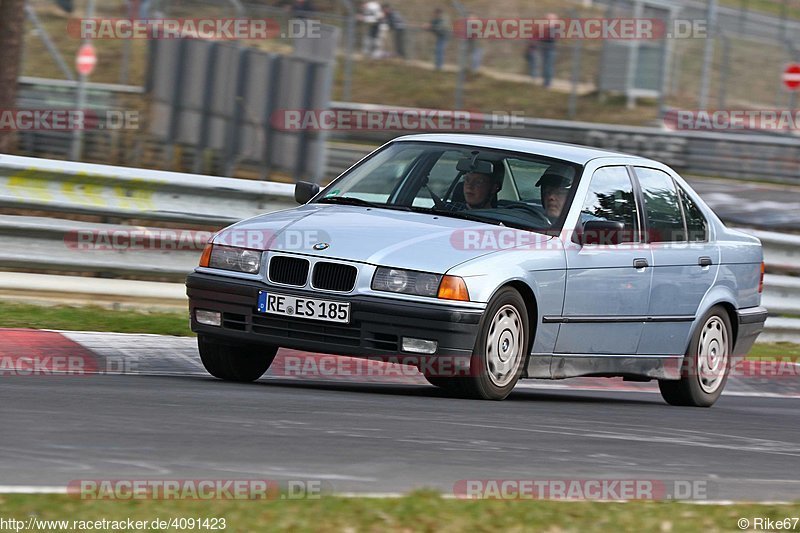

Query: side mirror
[578,220,626,246]
[295,181,320,204]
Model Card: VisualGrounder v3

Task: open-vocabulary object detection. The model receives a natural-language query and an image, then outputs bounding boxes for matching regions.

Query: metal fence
[146,35,337,179]
[23,0,800,121]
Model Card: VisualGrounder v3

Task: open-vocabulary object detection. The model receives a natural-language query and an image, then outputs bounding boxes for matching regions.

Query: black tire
[658,305,732,407]
[455,287,530,400]
[198,334,278,383]
[423,374,466,395]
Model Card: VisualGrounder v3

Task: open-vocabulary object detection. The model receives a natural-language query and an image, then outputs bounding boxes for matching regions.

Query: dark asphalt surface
[688,177,800,231]
[1,374,798,501]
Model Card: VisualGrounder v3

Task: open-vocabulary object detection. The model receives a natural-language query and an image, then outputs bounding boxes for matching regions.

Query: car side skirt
[526,354,684,380]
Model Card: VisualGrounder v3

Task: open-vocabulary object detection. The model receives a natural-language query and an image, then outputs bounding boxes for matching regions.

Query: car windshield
[314,141,582,233]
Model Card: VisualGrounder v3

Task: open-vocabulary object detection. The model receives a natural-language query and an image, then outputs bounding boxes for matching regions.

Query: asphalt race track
[1,331,799,502]
[687,177,800,231]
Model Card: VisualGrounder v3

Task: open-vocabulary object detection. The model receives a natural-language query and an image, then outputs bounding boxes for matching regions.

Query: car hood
[213,204,555,273]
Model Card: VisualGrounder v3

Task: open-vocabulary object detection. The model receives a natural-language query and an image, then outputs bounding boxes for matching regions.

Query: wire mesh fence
[21,0,800,122]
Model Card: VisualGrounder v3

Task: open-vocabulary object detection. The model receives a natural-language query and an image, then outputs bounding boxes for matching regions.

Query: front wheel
[198,334,278,383]
[457,287,529,400]
[658,306,732,407]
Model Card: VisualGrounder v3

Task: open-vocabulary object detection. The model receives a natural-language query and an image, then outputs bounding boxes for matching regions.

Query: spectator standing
[540,13,558,88]
[465,12,483,73]
[358,1,384,57]
[525,38,538,79]
[426,8,450,71]
[383,4,406,58]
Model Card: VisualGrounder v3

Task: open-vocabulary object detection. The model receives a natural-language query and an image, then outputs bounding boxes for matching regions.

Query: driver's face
[463,172,497,209]
[542,185,568,218]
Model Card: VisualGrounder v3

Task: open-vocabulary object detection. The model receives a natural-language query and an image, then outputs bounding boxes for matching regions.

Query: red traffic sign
[783,63,800,91]
[76,43,97,76]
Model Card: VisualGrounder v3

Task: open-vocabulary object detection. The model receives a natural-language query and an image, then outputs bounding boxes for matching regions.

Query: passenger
[536,173,571,221]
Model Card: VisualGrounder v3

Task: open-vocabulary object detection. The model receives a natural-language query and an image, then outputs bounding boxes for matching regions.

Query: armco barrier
[0,215,201,280]
[326,102,800,183]
[0,154,296,225]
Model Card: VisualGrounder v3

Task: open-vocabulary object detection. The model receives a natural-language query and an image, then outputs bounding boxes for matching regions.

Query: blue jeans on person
[527,47,537,78]
[138,0,151,18]
[541,42,555,88]
[469,42,483,72]
[434,37,447,70]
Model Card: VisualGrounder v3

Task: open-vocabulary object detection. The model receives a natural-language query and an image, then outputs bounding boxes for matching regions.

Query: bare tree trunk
[0,0,26,153]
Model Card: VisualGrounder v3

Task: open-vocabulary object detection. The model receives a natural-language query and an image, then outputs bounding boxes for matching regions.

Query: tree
[0,0,25,153]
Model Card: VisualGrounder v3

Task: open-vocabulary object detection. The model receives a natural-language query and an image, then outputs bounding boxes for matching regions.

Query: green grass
[719,0,800,20]
[0,301,192,337]
[747,342,800,362]
[0,492,798,532]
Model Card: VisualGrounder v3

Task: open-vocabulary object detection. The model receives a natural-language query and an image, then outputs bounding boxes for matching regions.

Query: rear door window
[634,167,686,243]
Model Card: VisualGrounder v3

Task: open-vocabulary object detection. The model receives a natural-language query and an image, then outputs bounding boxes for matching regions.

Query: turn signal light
[438,275,470,301]
[199,243,213,267]
[758,261,765,293]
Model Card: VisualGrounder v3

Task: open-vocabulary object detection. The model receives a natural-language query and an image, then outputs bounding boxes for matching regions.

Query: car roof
[392,133,651,165]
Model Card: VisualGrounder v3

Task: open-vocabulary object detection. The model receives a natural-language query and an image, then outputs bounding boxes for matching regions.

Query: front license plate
[257,291,350,324]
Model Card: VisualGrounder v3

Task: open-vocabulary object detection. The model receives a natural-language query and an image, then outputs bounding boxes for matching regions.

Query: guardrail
[0,155,798,342]
[0,154,295,225]
[734,228,800,274]
[0,215,200,280]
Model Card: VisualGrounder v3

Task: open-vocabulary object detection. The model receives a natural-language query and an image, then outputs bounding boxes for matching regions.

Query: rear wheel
[456,287,529,400]
[658,306,731,407]
[198,334,278,383]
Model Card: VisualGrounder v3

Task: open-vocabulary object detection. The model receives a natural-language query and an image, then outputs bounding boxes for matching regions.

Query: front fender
[446,244,567,354]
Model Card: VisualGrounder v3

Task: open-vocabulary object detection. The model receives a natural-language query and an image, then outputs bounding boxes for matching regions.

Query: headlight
[372,267,442,297]
[205,245,262,274]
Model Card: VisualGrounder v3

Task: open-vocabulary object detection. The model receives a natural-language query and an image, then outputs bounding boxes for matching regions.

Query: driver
[462,170,500,209]
[536,173,572,221]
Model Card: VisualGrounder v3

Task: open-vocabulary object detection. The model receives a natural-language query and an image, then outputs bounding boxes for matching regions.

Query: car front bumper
[186,272,483,359]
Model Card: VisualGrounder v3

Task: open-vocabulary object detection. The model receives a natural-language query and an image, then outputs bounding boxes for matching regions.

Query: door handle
[633,258,649,269]
[698,256,713,267]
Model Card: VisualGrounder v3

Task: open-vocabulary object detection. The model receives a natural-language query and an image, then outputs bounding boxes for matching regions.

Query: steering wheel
[499,202,553,226]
